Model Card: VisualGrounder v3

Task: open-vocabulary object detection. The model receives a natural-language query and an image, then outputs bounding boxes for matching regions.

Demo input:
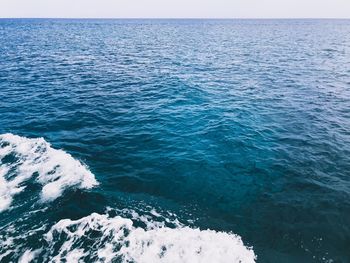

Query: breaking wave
[0,134,256,262]
[44,211,256,263]
[0,133,98,212]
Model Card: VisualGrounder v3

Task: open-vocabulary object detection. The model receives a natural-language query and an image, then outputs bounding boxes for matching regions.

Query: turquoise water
[1,19,350,262]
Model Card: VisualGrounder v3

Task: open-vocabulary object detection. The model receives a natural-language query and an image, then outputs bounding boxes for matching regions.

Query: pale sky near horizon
[0,0,349,19]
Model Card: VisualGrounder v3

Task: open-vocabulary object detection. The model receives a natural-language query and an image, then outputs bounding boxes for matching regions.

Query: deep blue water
[1,19,350,262]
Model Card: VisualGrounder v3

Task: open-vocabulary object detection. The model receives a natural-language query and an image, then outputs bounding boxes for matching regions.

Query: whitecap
[0,133,98,212]
[45,212,256,263]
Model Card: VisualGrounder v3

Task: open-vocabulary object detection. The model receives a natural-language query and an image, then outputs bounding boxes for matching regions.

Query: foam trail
[0,133,98,212]
[45,212,256,263]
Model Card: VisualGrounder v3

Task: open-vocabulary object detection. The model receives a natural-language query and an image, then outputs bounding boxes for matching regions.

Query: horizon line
[0,17,350,20]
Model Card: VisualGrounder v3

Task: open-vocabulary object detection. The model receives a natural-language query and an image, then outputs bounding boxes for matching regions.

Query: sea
[0,19,350,263]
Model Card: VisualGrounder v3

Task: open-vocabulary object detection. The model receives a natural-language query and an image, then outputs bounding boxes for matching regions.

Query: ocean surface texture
[0,19,350,263]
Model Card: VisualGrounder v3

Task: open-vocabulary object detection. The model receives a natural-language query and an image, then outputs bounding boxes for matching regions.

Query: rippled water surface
[1,19,350,262]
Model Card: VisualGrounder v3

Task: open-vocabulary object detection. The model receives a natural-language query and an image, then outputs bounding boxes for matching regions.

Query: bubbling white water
[45,212,256,263]
[0,133,98,212]
[0,134,256,262]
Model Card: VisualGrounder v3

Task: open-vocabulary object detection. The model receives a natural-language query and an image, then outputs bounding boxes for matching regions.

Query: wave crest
[0,133,98,212]
[45,212,256,263]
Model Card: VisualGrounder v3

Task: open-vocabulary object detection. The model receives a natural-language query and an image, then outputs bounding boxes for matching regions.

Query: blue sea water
[0,19,350,262]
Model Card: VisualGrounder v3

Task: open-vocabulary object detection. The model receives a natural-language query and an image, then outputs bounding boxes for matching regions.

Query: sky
[0,0,349,19]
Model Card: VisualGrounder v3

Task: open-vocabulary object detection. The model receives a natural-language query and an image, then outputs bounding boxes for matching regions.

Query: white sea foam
[45,212,256,263]
[18,249,42,263]
[0,134,256,262]
[0,133,98,212]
